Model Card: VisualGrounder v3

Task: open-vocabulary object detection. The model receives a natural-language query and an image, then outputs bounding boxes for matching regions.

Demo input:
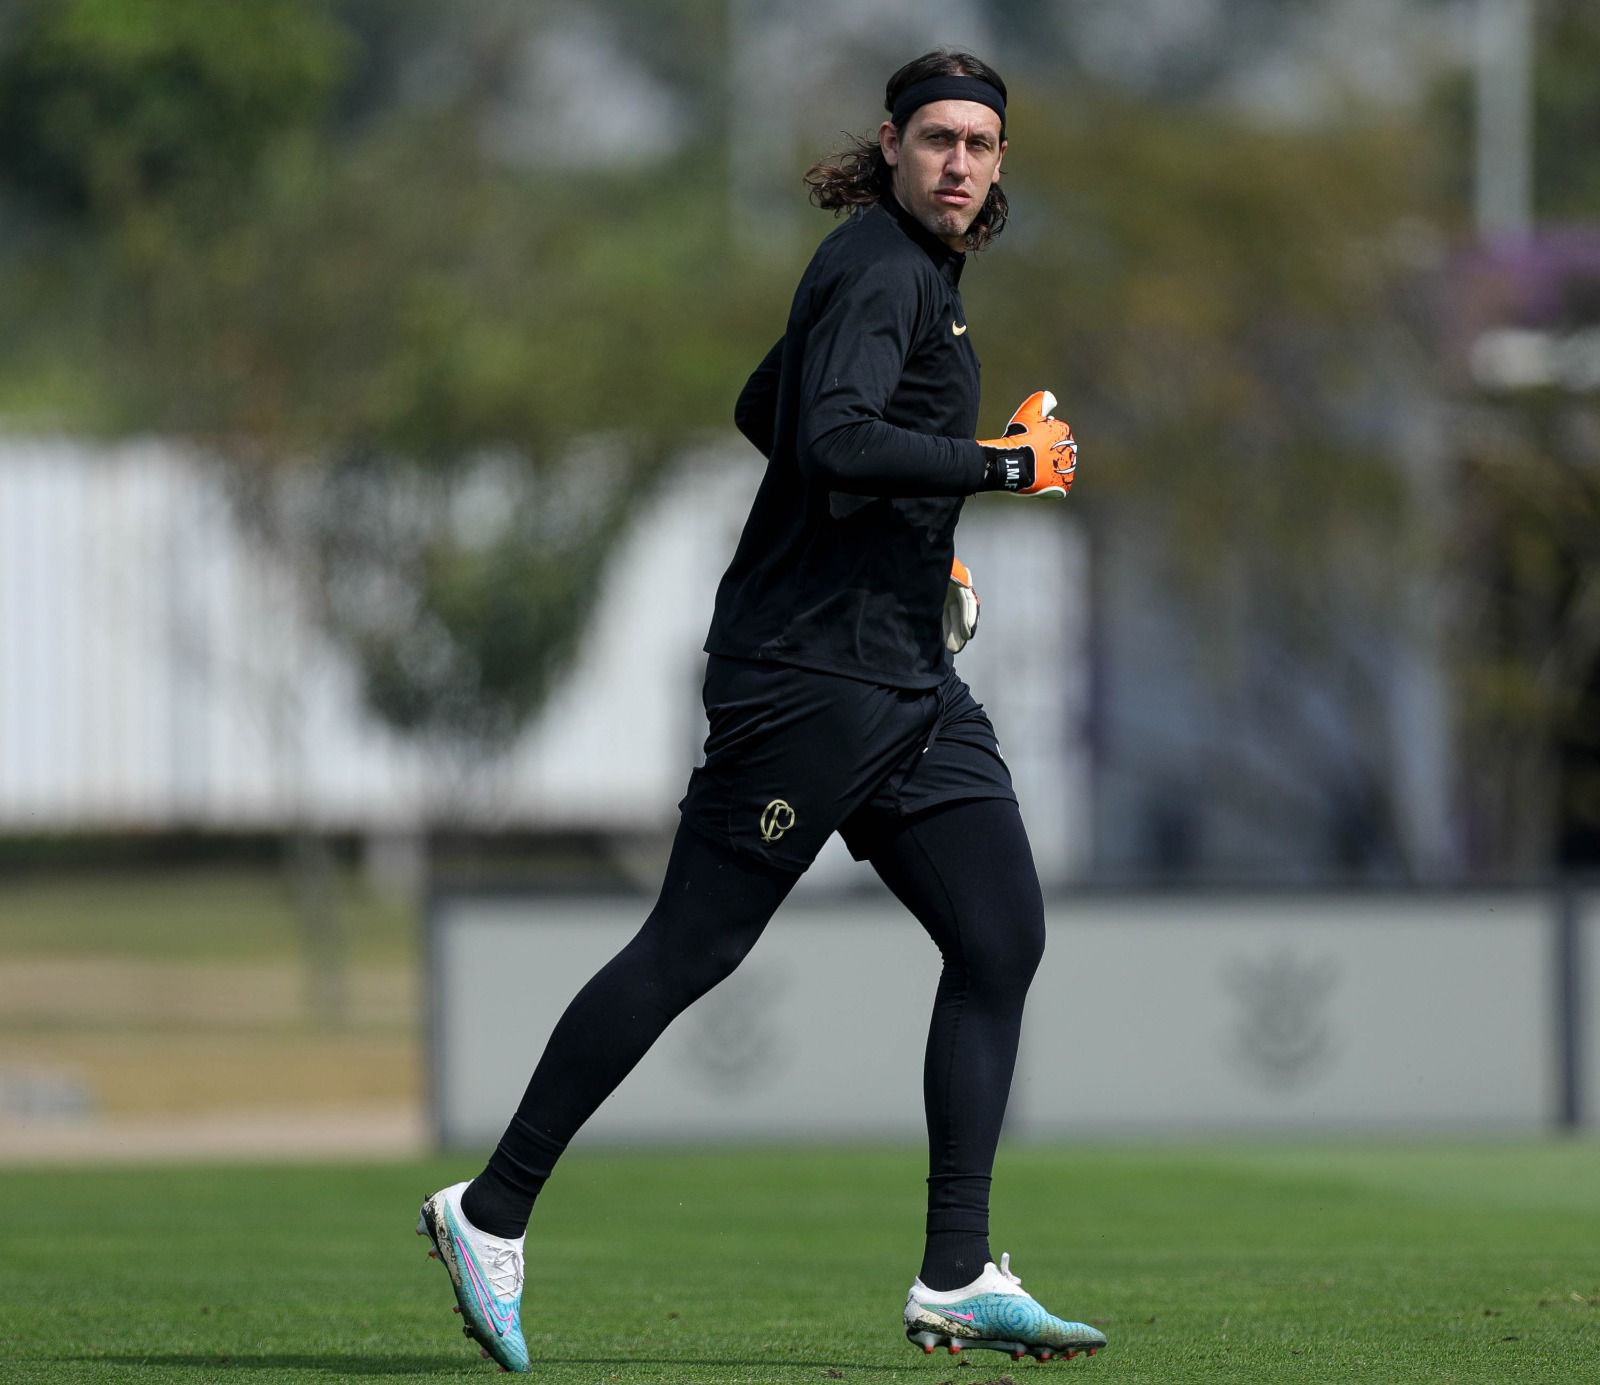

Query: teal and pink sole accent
[907,1328,1102,1361]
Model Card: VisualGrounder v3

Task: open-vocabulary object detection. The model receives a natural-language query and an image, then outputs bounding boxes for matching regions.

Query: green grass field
[3,1143,1597,1384]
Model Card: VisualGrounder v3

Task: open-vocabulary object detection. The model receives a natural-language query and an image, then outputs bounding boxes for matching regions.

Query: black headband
[890,75,1006,130]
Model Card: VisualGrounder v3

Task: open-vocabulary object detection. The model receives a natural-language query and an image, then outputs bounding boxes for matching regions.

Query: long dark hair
[803,50,1010,252]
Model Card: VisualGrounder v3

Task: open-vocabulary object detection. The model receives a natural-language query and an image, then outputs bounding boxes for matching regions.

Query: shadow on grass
[62,1358,474,1377]
[64,1354,930,1375]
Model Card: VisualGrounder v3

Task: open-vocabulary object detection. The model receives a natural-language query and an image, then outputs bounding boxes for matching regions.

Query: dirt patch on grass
[0,958,415,1029]
[0,1028,420,1116]
[0,952,427,1162]
[0,1102,425,1163]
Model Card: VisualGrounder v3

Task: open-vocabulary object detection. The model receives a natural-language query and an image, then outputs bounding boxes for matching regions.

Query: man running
[417,47,1103,1373]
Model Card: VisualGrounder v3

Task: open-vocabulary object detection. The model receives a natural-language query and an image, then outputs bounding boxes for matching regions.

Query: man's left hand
[977,390,1078,497]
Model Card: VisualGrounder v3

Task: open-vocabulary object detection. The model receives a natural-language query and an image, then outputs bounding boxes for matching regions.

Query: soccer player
[417,48,1104,1372]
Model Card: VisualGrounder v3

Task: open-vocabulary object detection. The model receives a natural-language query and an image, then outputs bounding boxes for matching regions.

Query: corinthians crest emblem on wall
[679,965,788,1098]
[1223,949,1341,1092]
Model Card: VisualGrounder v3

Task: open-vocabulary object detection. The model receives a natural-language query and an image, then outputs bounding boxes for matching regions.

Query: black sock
[919,1172,994,1289]
[461,1115,566,1238]
[919,1231,994,1291]
[461,1168,535,1240]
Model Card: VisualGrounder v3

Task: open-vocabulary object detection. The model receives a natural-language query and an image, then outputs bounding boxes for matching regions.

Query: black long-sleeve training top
[704,193,987,688]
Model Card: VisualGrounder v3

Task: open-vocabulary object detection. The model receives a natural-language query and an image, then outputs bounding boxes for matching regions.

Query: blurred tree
[1427,0,1600,878]
[0,0,345,217]
[0,0,778,753]
[1455,387,1600,876]
[957,87,1440,879]
[1532,0,1600,221]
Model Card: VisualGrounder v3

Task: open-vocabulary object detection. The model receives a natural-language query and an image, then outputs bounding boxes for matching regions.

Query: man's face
[880,99,1006,250]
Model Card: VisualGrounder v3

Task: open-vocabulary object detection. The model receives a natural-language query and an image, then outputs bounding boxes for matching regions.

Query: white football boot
[904,1252,1107,1362]
[417,1181,529,1373]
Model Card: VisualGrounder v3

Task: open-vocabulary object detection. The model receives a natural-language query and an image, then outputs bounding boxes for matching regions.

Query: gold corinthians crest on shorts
[759,799,796,843]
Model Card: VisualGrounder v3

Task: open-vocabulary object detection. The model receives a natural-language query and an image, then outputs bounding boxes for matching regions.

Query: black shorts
[678,655,1016,872]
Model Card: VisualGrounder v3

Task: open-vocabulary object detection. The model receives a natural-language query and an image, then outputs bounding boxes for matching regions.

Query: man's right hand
[977,391,1078,497]
[944,556,980,654]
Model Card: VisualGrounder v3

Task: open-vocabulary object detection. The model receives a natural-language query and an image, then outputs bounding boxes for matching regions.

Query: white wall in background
[430,889,1565,1148]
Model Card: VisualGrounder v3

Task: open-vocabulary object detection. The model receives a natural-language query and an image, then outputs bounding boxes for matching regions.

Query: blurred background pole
[1474,0,1534,242]
[726,0,794,257]
[292,825,347,1030]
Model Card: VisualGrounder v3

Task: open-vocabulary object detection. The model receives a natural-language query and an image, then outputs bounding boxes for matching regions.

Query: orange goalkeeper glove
[944,556,979,654]
[977,390,1078,497]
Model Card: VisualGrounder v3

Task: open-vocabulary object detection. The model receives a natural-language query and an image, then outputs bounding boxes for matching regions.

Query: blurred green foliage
[984,89,1424,562]
[1423,0,1600,872]
[0,0,346,218]
[0,0,784,750]
[1534,0,1600,221]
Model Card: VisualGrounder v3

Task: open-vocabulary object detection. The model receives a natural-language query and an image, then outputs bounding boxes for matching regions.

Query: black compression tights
[871,797,1046,1287]
[463,798,1045,1292]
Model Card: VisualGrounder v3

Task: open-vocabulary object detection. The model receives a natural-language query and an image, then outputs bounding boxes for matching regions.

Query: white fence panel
[0,438,1089,867]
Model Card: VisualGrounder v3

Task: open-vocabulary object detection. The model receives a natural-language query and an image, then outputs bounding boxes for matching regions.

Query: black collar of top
[890,75,1006,132]
[882,192,967,282]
